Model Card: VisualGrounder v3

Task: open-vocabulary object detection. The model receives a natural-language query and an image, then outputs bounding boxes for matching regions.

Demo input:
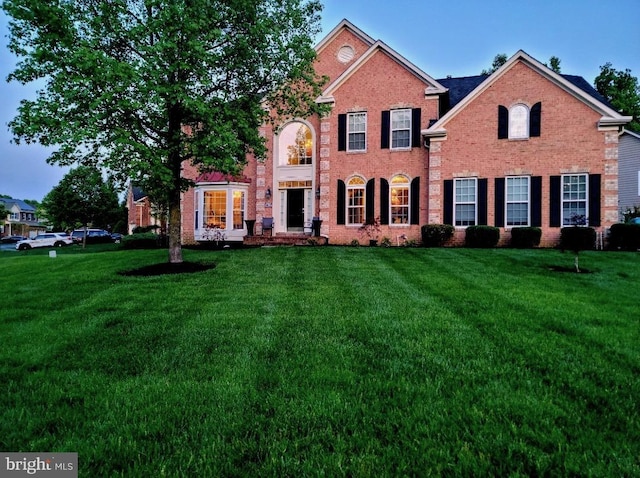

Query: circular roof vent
[337,45,355,64]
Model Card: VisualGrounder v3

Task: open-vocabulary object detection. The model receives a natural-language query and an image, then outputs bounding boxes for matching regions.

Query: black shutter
[530,102,541,137]
[550,176,561,227]
[381,111,390,149]
[410,177,420,224]
[380,179,389,225]
[531,176,542,227]
[498,105,508,139]
[478,179,488,225]
[495,178,505,227]
[366,179,375,224]
[337,180,346,225]
[411,108,422,148]
[338,114,347,151]
[589,174,601,227]
[444,180,453,225]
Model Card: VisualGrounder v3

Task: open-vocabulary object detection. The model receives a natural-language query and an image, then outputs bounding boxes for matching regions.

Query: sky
[1,0,639,202]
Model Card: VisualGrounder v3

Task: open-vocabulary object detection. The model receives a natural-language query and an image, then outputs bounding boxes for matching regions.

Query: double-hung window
[391,109,411,149]
[347,112,366,151]
[347,176,366,225]
[390,175,410,224]
[506,176,530,226]
[562,174,588,225]
[454,178,477,226]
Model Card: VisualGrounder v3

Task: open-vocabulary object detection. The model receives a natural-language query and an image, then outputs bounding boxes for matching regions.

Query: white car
[16,232,73,250]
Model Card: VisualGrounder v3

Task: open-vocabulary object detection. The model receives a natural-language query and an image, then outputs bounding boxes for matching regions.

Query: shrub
[421,224,454,247]
[349,239,360,247]
[132,225,160,234]
[560,227,596,253]
[510,227,542,248]
[120,232,161,249]
[608,223,640,251]
[380,237,392,248]
[465,226,500,248]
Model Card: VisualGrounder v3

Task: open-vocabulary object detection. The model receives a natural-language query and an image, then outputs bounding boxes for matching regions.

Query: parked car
[110,232,123,243]
[15,233,72,250]
[1,235,25,244]
[71,229,114,244]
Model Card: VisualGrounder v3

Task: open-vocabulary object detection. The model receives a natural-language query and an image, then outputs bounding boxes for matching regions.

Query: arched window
[347,176,366,225]
[279,122,313,166]
[509,104,529,139]
[390,175,410,224]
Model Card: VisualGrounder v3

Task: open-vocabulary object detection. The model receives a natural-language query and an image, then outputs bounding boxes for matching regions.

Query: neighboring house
[618,129,640,217]
[0,197,44,238]
[126,184,163,234]
[178,19,630,247]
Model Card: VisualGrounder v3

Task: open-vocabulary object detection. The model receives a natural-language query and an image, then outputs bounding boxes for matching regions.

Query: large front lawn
[1,247,638,476]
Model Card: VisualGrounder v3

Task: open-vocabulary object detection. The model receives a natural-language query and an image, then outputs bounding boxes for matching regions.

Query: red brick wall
[430,62,614,247]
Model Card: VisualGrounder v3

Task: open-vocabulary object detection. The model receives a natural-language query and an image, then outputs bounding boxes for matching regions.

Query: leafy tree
[3,0,328,263]
[481,54,507,75]
[547,56,561,73]
[40,166,121,244]
[0,202,8,226]
[594,63,640,132]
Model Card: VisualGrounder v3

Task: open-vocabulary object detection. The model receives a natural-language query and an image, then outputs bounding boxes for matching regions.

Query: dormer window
[498,102,541,139]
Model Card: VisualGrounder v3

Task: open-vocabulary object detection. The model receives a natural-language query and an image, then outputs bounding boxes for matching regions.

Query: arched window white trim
[509,104,530,139]
[390,174,410,225]
[346,175,366,225]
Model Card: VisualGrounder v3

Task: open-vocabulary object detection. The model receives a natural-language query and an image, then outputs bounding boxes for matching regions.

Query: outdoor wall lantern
[316,187,321,198]
[266,188,271,199]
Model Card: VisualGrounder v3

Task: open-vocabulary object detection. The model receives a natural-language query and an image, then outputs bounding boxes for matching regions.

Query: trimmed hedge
[421,224,454,247]
[465,226,500,248]
[608,223,640,251]
[120,232,161,249]
[560,227,596,253]
[510,227,542,249]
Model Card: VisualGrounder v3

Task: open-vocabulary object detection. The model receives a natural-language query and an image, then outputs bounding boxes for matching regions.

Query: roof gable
[315,19,375,54]
[318,40,446,103]
[425,50,631,136]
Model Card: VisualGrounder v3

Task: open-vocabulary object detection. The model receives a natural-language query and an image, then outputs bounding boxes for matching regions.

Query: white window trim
[390,109,412,150]
[347,112,367,152]
[509,104,530,140]
[454,177,478,227]
[346,176,366,226]
[505,176,531,227]
[561,174,589,226]
[195,183,249,240]
[390,175,411,226]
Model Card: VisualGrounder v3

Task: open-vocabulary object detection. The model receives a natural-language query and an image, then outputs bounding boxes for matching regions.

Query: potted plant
[359,217,381,246]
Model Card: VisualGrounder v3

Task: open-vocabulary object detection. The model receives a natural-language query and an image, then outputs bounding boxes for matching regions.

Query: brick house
[179,19,630,247]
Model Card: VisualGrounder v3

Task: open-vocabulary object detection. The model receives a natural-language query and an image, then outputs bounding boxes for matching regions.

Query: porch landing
[243,233,328,247]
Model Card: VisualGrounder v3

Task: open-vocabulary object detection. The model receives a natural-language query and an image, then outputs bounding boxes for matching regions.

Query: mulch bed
[119,261,216,277]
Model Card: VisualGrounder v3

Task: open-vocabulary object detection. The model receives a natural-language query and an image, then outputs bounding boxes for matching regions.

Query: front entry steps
[243,233,328,247]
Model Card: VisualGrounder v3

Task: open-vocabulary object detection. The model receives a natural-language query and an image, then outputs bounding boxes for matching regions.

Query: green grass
[1,246,638,476]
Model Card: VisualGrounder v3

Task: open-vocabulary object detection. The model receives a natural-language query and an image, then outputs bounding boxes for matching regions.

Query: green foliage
[622,205,640,223]
[0,248,638,476]
[481,53,507,75]
[465,225,500,248]
[421,224,455,247]
[349,239,360,247]
[510,227,542,249]
[3,0,329,262]
[40,166,121,231]
[608,223,640,251]
[380,236,392,247]
[560,227,596,253]
[120,232,161,249]
[595,63,640,132]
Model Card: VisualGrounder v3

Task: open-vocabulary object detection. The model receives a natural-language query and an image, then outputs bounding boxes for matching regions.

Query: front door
[287,189,305,230]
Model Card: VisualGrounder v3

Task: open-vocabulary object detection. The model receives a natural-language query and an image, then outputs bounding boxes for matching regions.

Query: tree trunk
[168,198,182,263]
